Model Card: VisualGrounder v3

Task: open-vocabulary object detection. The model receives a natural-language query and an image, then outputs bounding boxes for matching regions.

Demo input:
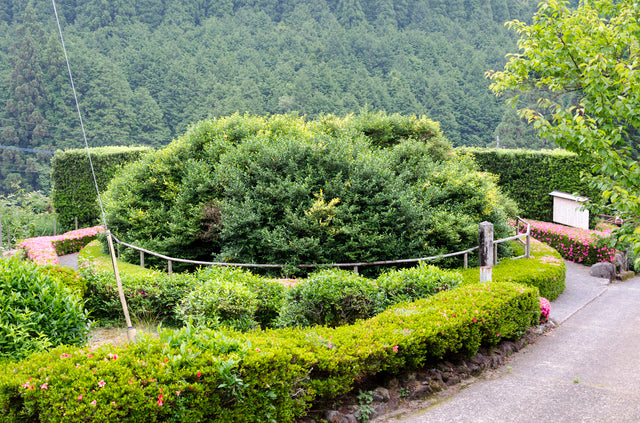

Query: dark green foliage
[103,114,516,274]
[276,269,380,328]
[0,281,538,421]
[51,146,151,230]
[0,258,90,360]
[460,148,600,224]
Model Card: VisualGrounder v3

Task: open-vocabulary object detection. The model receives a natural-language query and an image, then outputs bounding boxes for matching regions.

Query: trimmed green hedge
[459,239,566,301]
[459,148,600,224]
[51,146,152,230]
[0,281,538,422]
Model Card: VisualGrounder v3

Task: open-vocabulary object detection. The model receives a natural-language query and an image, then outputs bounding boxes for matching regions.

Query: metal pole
[479,222,494,282]
[106,230,136,343]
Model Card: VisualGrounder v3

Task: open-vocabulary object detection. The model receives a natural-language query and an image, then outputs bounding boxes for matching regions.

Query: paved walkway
[57,252,79,270]
[383,261,640,423]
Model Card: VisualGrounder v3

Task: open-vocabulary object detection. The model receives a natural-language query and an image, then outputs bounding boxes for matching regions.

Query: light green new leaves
[487,0,640,255]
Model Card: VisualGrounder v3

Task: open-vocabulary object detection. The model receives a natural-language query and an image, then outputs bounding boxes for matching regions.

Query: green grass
[78,240,155,277]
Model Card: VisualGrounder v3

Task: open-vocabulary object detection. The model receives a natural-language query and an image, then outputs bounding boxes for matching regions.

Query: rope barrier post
[464,252,468,269]
[168,260,173,275]
[353,265,358,275]
[479,221,494,283]
[140,251,144,268]
[106,230,136,343]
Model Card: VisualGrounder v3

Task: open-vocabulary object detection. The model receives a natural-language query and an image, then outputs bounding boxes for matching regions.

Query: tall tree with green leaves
[487,0,640,254]
[2,5,52,193]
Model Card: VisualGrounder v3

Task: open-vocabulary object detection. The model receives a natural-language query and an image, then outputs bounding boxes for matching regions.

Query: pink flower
[157,394,164,406]
[91,400,97,406]
[392,345,399,352]
[40,383,48,390]
[98,380,106,388]
[78,394,83,400]
[197,372,201,378]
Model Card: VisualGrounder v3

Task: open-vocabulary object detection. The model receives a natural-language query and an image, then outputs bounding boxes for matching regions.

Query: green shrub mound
[177,273,259,331]
[0,281,539,422]
[276,269,379,328]
[103,113,517,275]
[459,239,566,301]
[0,258,90,360]
[376,263,463,311]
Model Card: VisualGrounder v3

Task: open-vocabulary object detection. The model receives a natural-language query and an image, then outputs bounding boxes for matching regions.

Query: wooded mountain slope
[0,0,541,193]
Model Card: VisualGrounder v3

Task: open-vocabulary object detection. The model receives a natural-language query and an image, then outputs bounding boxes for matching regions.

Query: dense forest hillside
[0,0,543,193]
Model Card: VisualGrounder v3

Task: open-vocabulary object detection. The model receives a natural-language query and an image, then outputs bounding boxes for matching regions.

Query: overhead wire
[51,0,136,342]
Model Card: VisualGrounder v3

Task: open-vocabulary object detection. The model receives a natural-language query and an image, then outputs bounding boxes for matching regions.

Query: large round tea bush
[276,268,380,328]
[0,258,90,360]
[103,113,517,275]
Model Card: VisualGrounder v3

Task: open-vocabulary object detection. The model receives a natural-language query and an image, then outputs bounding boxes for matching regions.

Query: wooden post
[168,260,173,275]
[353,265,358,275]
[464,252,468,269]
[479,222,494,282]
[106,230,136,343]
[140,251,145,268]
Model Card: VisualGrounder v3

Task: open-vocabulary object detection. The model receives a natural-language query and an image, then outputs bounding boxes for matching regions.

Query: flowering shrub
[539,297,551,323]
[0,281,539,422]
[525,220,616,265]
[19,225,104,265]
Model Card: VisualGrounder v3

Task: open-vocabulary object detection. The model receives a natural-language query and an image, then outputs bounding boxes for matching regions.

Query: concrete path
[382,262,640,423]
[57,252,79,270]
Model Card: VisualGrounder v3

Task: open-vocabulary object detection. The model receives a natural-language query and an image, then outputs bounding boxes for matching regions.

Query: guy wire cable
[51,0,136,343]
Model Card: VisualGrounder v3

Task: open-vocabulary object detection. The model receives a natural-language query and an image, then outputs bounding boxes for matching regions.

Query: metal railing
[110,218,530,275]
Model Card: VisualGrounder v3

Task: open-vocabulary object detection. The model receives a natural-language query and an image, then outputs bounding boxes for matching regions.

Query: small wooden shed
[549,191,589,229]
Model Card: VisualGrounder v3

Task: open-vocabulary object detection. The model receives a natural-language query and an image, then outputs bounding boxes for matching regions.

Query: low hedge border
[527,220,616,266]
[0,281,538,422]
[458,238,566,301]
